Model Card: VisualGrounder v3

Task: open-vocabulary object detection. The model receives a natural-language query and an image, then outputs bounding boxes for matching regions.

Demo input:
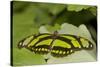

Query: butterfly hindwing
[51,38,74,57]
[32,38,53,54]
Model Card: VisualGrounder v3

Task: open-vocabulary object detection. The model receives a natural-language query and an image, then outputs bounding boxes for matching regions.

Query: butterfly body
[18,31,93,57]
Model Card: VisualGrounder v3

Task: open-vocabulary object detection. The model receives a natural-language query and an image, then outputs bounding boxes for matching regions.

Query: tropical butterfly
[18,31,93,58]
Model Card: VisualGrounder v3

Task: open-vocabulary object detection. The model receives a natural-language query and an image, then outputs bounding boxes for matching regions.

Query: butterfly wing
[61,34,93,49]
[18,33,53,54]
[18,35,34,49]
[18,32,94,58]
[31,36,53,54]
[51,36,74,57]
[51,34,93,57]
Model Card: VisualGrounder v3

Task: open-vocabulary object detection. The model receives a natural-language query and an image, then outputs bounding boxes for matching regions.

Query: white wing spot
[86,45,89,48]
[67,51,69,54]
[41,48,44,51]
[36,48,38,51]
[38,48,41,51]
[59,51,62,54]
[63,51,66,54]
[70,50,73,53]
[90,44,93,47]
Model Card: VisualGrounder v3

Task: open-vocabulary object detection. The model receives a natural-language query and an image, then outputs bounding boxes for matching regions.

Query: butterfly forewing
[18,34,51,49]
[18,35,34,49]
[60,34,93,50]
[27,34,54,54]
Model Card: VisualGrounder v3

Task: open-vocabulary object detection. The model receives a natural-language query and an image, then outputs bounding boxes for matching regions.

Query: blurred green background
[11,1,97,66]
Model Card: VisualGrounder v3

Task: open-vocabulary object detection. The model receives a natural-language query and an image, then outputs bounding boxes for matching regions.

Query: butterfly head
[52,31,59,39]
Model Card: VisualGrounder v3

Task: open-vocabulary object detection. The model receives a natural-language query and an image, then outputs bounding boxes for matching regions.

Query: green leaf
[89,7,97,16]
[13,1,29,13]
[13,48,46,66]
[34,8,52,26]
[39,23,60,33]
[45,23,60,33]
[53,9,95,26]
[67,4,91,12]
[37,3,66,15]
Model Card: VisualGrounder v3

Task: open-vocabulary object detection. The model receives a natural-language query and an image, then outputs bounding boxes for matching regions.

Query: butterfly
[18,31,93,58]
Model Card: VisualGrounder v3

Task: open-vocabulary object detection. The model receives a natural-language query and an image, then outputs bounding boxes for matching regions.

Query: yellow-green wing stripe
[80,37,93,49]
[27,34,51,47]
[71,40,81,48]
[52,39,71,48]
[18,35,34,48]
[35,39,53,46]
[56,36,75,48]
[59,35,83,49]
